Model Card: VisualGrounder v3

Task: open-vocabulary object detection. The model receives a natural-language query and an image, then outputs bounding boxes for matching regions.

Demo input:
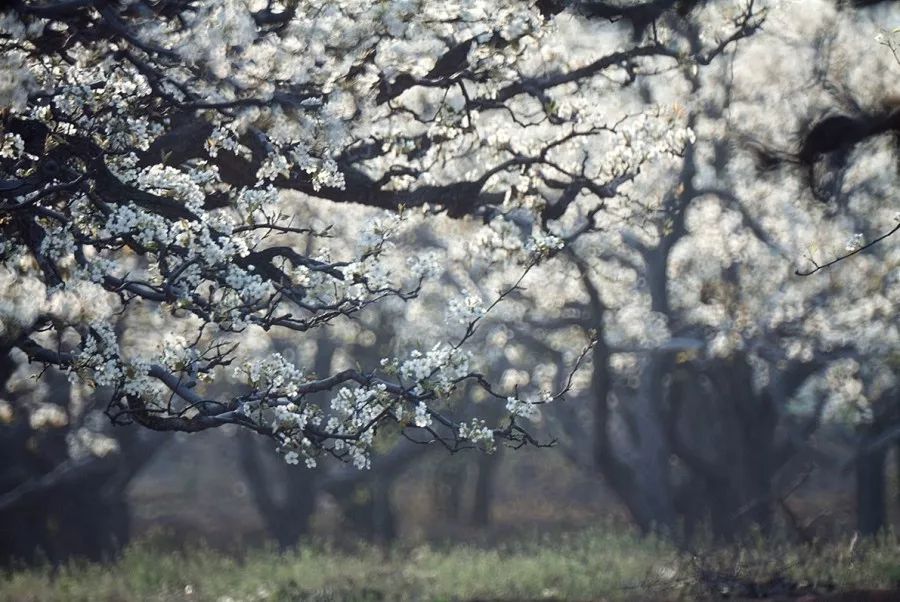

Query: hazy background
[2,0,900,574]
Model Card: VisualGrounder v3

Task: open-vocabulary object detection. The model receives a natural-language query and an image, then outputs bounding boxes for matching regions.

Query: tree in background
[3,0,898,561]
[485,0,900,539]
[0,1,711,559]
[4,0,767,468]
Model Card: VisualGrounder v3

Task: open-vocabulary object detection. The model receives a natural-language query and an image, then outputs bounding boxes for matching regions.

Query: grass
[1,528,899,601]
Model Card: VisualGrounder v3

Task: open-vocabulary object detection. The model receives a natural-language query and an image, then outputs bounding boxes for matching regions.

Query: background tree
[0,0,704,559]
[3,0,899,564]
[469,0,900,540]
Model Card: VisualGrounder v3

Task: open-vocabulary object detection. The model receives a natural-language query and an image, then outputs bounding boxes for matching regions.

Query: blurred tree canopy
[1,0,899,562]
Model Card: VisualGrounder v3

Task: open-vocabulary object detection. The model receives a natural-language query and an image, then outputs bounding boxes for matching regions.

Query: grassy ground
[1,529,899,601]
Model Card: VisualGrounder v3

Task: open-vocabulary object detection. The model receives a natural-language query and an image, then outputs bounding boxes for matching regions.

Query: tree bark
[471,448,501,527]
[0,351,165,564]
[856,436,887,536]
[238,431,317,548]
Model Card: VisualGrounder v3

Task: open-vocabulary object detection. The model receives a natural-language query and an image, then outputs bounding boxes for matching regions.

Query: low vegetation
[2,529,898,601]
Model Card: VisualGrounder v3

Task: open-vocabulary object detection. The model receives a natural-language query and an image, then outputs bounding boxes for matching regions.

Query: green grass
[1,529,898,601]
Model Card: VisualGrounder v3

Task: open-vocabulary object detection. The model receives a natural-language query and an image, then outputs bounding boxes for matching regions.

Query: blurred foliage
[1,528,898,601]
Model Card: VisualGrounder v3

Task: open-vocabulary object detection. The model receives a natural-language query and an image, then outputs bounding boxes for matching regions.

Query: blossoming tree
[11,0,897,559]
[0,0,733,485]
[481,0,900,537]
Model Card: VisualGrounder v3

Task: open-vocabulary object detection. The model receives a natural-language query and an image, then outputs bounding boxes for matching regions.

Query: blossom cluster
[0,0,735,471]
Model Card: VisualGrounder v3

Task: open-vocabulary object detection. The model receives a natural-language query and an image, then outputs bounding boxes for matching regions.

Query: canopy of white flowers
[0,0,747,468]
[3,0,895,474]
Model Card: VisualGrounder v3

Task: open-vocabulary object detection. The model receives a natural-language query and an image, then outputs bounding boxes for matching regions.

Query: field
[2,529,899,601]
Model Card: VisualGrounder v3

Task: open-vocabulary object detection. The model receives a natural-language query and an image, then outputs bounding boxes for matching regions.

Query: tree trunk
[370,479,396,543]
[432,457,466,521]
[337,479,398,543]
[238,431,316,548]
[896,442,900,518]
[666,356,784,541]
[323,445,426,544]
[0,351,164,565]
[856,439,887,536]
[0,432,163,564]
[471,448,500,527]
[591,331,676,534]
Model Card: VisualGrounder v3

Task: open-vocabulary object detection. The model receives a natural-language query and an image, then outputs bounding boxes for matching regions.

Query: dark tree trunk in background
[471,448,501,527]
[581,274,678,536]
[432,457,466,521]
[0,350,163,565]
[370,479,396,543]
[323,445,425,544]
[713,358,777,537]
[667,355,792,541]
[896,443,900,513]
[336,478,398,543]
[0,427,163,565]
[855,391,900,537]
[856,435,887,536]
[238,431,317,548]
[632,354,679,534]
[591,341,678,535]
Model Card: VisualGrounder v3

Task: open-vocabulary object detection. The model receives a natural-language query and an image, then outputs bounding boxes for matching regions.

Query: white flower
[447,291,486,324]
[458,419,495,451]
[399,344,472,396]
[236,354,304,398]
[845,232,864,252]
[414,401,432,428]
[407,252,443,279]
[0,133,25,160]
[525,231,564,258]
[505,396,540,420]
